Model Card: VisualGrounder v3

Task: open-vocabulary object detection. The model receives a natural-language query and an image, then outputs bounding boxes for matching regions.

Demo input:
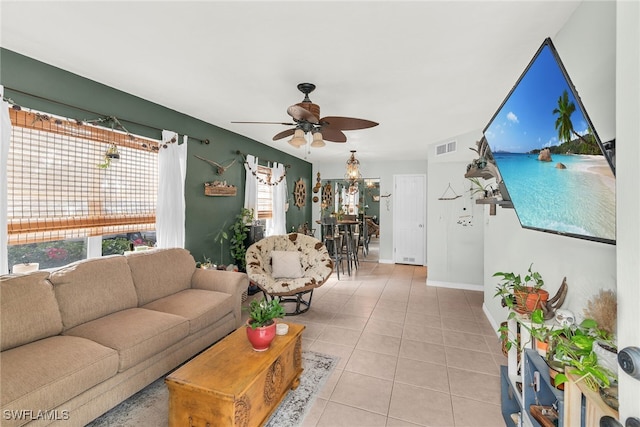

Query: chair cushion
[64,308,189,372]
[142,289,234,334]
[0,335,118,418]
[271,250,303,279]
[0,272,63,351]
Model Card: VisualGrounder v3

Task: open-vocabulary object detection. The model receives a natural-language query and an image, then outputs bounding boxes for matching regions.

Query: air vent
[435,140,457,156]
[402,257,416,263]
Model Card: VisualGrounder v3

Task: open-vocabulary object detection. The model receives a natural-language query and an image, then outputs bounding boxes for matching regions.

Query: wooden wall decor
[293,178,306,209]
[204,181,237,196]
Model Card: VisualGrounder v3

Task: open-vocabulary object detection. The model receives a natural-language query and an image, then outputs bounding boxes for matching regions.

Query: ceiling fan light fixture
[288,129,306,147]
[310,131,325,147]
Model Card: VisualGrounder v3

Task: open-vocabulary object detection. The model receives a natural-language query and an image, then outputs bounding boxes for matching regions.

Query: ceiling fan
[232,83,378,147]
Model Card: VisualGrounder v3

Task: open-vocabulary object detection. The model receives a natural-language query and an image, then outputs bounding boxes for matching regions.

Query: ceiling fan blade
[272,128,296,141]
[231,121,296,126]
[287,105,319,124]
[320,127,347,143]
[321,116,379,131]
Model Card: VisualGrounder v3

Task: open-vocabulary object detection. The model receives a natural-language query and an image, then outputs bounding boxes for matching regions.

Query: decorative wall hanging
[313,172,322,193]
[194,155,238,175]
[204,181,237,196]
[438,183,462,201]
[293,178,306,209]
[243,157,287,186]
[321,182,333,209]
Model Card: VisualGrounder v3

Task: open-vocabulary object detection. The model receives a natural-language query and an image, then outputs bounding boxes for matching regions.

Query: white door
[393,174,426,265]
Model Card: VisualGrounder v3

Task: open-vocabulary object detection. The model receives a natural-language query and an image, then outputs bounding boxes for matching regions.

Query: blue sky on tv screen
[485,44,590,154]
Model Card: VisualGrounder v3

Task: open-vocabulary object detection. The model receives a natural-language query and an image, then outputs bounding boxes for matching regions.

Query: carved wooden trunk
[165,323,304,427]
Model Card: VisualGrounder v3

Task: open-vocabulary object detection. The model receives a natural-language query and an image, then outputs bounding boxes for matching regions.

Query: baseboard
[378,258,394,264]
[482,302,502,338]
[425,279,483,292]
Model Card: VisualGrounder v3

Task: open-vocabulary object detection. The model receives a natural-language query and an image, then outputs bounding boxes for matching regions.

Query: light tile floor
[244,260,507,427]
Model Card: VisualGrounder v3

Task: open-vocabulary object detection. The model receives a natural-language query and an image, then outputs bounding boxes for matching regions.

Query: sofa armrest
[191,269,248,328]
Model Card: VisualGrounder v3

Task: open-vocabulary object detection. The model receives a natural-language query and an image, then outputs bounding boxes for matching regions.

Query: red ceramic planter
[246,320,277,351]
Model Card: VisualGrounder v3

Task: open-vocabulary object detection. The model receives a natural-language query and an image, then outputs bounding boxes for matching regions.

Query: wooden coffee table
[165,322,305,427]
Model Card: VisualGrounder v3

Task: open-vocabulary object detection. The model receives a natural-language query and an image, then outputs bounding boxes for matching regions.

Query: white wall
[312,159,427,263]
[616,0,640,419]
[426,130,485,289]
[483,0,617,324]
[481,0,640,419]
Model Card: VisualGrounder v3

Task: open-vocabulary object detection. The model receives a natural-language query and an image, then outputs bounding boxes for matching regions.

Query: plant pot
[548,365,565,390]
[599,382,619,411]
[593,341,618,375]
[535,339,549,358]
[514,287,549,313]
[246,319,277,351]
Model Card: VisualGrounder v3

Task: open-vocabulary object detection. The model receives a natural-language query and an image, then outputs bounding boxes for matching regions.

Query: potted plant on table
[246,297,285,351]
[494,263,549,314]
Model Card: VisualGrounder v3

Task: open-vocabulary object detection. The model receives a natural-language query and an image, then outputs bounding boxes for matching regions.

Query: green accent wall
[1,48,313,265]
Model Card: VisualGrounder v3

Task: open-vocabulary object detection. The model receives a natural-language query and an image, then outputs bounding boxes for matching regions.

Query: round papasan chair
[245,233,333,315]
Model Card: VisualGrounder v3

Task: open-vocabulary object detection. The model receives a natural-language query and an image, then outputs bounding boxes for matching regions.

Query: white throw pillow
[271,251,303,279]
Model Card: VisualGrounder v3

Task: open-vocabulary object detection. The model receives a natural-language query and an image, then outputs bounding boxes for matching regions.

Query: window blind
[7,109,159,244]
[256,165,273,219]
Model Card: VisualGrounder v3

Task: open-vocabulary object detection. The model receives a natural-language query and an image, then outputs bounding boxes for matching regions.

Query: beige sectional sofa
[0,248,248,427]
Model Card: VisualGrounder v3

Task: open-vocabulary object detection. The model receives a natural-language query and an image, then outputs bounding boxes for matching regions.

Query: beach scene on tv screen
[484,43,615,243]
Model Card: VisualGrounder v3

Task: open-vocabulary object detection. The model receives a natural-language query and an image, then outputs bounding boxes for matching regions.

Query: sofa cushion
[64,308,189,372]
[126,248,196,305]
[142,289,235,334]
[48,256,138,330]
[0,272,63,351]
[0,335,118,421]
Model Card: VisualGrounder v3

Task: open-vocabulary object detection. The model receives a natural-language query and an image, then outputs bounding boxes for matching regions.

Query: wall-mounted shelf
[475,197,513,208]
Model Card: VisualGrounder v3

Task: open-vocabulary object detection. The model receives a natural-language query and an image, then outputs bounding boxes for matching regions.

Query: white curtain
[156,131,187,248]
[266,162,287,236]
[0,86,11,274]
[244,154,259,215]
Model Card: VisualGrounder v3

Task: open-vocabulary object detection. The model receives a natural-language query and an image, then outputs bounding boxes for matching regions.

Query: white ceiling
[0,1,581,164]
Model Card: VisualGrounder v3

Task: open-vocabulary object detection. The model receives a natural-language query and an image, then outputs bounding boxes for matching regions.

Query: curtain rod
[235,150,291,168]
[3,86,211,145]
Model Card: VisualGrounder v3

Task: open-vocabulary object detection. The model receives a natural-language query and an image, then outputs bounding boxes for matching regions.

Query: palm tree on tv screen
[553,90,579,144]
[553,90,599,155]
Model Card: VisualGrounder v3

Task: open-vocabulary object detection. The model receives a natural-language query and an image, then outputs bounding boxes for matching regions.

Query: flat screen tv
[483,38,616,245]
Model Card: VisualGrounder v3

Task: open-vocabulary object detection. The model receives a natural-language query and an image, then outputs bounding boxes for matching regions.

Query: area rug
[87,350,339,427]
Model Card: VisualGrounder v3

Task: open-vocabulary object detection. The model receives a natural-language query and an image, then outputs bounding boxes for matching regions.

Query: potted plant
[229,208,254,271]
[549,327,614,390]
[468,177,495,199]
[199,255,214,269]
[494,263,549,314]
[212,220,229,267]
[544,316,617,404]
[583,289,618,374]
[246,297,285,351]
[498,308,551,356]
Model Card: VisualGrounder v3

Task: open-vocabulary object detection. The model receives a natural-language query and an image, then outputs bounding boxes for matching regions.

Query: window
[6,108,159,269]
[256,165,273,220]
